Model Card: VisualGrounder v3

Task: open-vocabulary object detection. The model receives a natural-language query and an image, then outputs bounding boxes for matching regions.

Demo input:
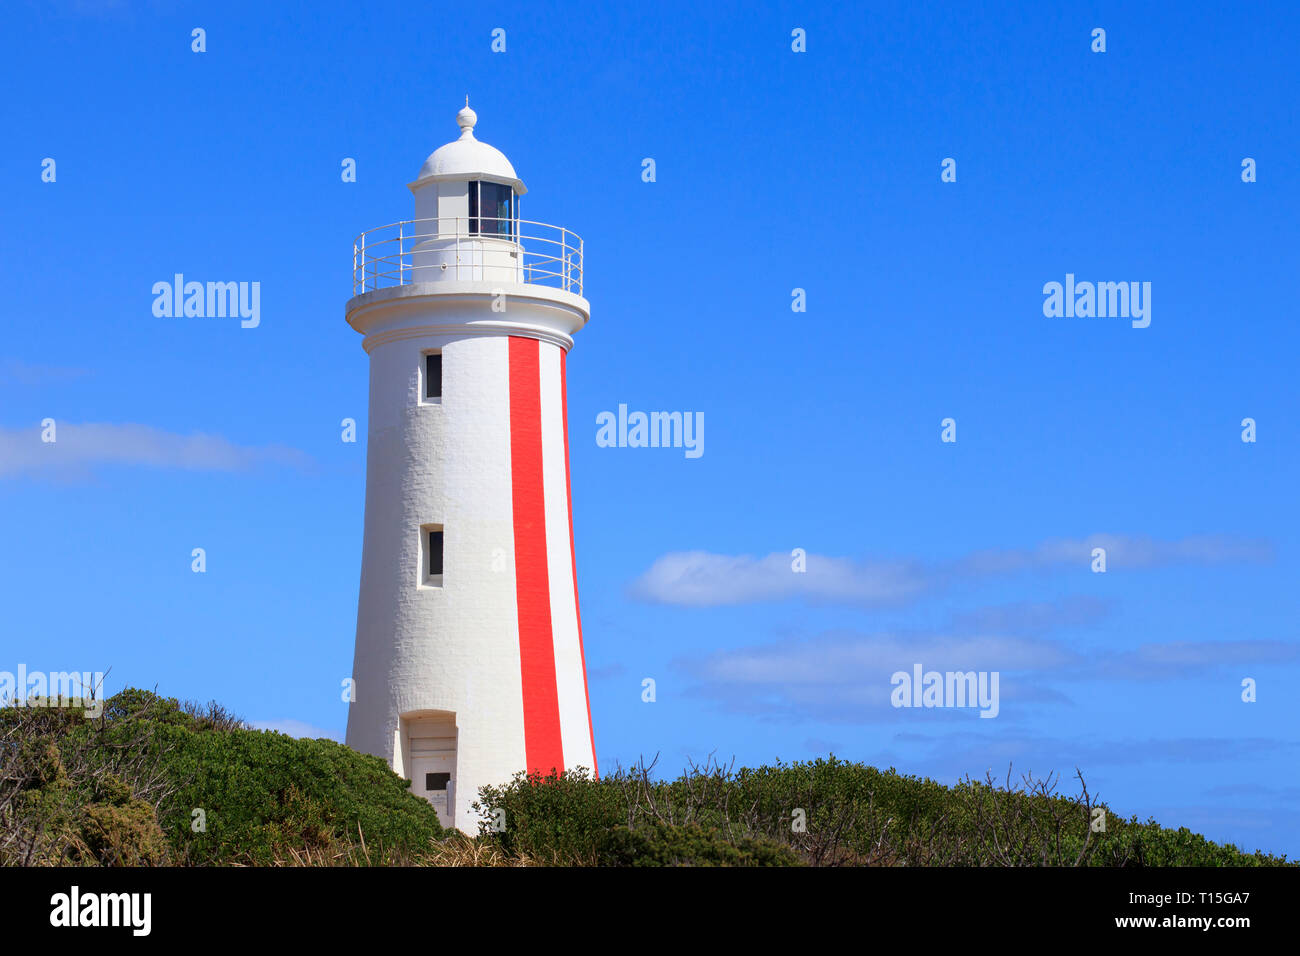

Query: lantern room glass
[469,181,515,239]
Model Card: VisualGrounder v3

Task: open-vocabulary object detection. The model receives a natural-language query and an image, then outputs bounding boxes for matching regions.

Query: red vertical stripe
[508,336,564,776]
[561,348,599,778]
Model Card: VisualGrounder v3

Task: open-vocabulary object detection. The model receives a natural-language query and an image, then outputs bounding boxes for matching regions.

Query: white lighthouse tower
[344,104,596,830]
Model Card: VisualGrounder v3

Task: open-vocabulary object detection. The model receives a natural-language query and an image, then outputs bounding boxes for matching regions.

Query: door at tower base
[401,713,457,828]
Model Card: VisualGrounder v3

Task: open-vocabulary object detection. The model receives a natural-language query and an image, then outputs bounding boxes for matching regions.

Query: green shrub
[80,774,169,866]
[1,689,445,866]
[473,756,1291,867]
[155,719,446,865]
[474,768,623,862]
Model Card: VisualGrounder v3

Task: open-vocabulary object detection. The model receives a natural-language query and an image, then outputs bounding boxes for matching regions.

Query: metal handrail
[351,216,584,296]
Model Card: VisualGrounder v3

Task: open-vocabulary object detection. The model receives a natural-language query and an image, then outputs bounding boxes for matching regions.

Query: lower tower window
[423,351,442,403]
[421,524,444,586]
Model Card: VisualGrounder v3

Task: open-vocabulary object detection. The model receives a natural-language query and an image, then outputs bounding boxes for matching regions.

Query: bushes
[1,689,445,866]
[475,768,622,862]
[79,774,169,866]
[473,756,1292,867]
[155,719,446,865]
[474,768,801,865]
[0,712,169,866]
[4,690,1291,866]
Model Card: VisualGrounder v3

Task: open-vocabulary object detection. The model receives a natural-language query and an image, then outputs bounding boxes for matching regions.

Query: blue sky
[2,0,1298,856]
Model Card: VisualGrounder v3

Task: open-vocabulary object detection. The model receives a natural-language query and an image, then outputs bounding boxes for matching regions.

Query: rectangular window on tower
[468,181,514,239]
[423,351,442,403]
[421,524,444,587]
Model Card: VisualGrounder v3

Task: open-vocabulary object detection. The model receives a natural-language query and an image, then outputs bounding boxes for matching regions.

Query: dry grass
[423,831,541,867]
[268,828,546,867]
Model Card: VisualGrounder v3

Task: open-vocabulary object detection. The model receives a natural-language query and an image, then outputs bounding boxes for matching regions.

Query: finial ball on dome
[456,103,477,136]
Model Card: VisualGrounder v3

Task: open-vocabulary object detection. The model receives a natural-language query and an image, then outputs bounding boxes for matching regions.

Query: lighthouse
[344,104,596,831]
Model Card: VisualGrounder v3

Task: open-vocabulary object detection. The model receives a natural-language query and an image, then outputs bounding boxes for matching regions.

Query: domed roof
[410,104,527,195]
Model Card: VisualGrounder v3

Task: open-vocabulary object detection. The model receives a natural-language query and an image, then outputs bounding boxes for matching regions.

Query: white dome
[411,105,526,195]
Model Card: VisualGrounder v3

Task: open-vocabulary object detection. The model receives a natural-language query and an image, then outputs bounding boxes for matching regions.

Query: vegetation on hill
[475,758,1290,866]
[0,688,1289,866]
[0,689,443,865]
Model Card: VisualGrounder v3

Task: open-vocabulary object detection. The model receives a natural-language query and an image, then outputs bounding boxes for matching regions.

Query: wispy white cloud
[952,596,1110,635]
[953,534,1275,575]
[677,630,1075,724]
[0,422,312,478]
[629,551,929,607]
[881,730,1297,776]
[1202,782,1300,804]
[0,359,90,386]
[673,626,1300,725]
[1090,640,1300,680]
[688,632,1072,687]
[631,535,1273,607]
